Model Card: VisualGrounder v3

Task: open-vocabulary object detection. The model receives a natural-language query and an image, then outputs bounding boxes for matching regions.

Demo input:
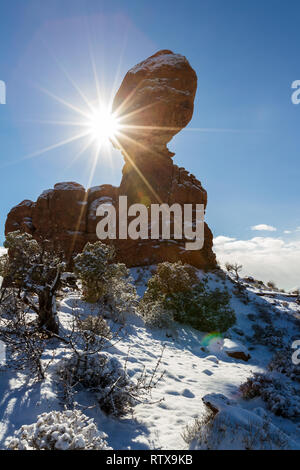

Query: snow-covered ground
[0,268,299,450]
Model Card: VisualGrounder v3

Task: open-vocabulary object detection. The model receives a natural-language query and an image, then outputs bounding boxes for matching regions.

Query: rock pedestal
[5,50,216,270]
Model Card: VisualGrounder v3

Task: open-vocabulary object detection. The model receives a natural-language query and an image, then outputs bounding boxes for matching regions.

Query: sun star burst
[87,106,120,148]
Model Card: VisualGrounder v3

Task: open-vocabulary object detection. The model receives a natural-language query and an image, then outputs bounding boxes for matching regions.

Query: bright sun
[87,106,120,147]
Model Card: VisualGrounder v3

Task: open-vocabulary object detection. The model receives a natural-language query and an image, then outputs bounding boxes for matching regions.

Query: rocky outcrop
[113,50,199,207]
[5,50,216,270]
[222,339,251,362]
[113,49,197,158]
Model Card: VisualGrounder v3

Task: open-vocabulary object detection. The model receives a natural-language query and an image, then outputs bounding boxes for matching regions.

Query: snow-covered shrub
[143,263,235,333]
[76,315,112,339]
[182,408,215,447]
[183,394,291,450]
[143,261,198,302]
[240,372,300,418]
[74,242,115,303]
[183,410,290,450]
[251,324,284,349]
[0,290,52,380]
[232,284,250,305]
[0,231,39,285]
[256,304,272,324]
[167,285,236,333]
[102,266,139,323]
[139,300,174,329]
[60,272,78,290]
[1,231,65,334]
[268,349,300,382]
[215,269,228,281]
[57,352,134,416]
[247,313,257,322]
[57,348,165,416]
[74,242,138,322]
[6,409,111,450]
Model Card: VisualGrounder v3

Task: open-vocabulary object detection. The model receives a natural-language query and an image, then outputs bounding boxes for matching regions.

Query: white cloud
[213,236,236,245]
[283,227,300,235]
[251,224,277,232]
[214,235,300,291]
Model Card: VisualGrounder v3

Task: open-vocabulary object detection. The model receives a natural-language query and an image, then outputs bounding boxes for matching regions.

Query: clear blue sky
[0,0,300,287]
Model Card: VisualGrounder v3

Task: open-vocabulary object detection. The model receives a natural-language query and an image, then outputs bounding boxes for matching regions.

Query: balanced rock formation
[113,49,197,157]
[5,50,216,270]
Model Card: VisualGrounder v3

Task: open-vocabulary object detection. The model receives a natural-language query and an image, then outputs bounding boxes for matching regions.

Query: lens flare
[202,332,223,351]
[87,106,120,147]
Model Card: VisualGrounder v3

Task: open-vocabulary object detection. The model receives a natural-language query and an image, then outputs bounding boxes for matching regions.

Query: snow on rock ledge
[192,393,298,450]
[222,339,251,362]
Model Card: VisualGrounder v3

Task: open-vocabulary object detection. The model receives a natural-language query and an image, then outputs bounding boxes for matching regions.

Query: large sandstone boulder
[5,50,216,270]
[32,183,87,235]
[5,200,35,234]
[112,49,197,156]
[113,50,199,208]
